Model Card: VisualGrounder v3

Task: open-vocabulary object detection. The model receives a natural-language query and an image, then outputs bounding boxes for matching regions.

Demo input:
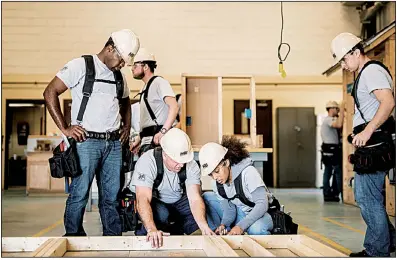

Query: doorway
[4,100,47,189]
[234,100,273,187]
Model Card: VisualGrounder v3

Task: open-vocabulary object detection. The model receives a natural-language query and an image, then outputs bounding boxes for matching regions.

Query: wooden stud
[40,238,67,257]
[240,237,275,257]
[250,76,257,147]
[31,238,57,257]
[298,235,347,257]
[217,76,223,143]
[181,76,187,133]
[202,237,238,257]
[249,235,297,249]
[287,242,323,257]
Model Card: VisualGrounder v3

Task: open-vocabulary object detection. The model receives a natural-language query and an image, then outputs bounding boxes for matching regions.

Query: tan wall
[1,2,361,188]
[2,2,360,78]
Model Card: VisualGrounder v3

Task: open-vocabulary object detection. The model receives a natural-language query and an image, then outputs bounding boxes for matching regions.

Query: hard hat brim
[173,151,194,164]
[200,148,228,176]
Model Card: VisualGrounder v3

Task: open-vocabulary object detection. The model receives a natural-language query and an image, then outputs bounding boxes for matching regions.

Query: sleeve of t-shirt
[121,72,130,98]
[55,57,85,89]
[363,64,393,94]
[130,150,157,189]
[244,166,266,193]
[185,160,201,186]
[156,77,176,101]
[324,117,335,127]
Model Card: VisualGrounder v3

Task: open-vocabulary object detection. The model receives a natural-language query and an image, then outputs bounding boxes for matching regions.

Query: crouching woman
[199,136,273,235]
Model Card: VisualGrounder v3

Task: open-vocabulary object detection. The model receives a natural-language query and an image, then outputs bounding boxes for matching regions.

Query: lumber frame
[2,235,348,257]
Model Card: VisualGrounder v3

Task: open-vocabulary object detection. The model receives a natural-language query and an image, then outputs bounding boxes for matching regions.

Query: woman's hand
[228,225,244,235]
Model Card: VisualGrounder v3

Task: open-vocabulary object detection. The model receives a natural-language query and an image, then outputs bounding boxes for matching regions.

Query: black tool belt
[139,125,163,139]
[86,130,120,141]
[321,143,342,166]
[348,118,395,174]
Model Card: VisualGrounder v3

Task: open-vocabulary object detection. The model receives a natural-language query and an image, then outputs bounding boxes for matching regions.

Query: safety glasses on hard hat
[112,46,125,64]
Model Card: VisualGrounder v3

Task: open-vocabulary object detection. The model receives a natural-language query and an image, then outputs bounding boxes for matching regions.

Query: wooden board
[2,235,347,258]
[182,74,257,147]
[185,77,220,145]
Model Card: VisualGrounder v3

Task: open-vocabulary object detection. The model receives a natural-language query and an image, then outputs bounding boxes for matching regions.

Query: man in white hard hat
[129,128,215,248]
[129,48,179,156]
[320,101,344,202]
[331,32,395,257]
[43,29,140,236]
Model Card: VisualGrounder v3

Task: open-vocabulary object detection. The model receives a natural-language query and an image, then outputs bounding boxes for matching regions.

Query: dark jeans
[323,163,342,198]
[354,171,396,256]
[64,139,122,236]
[136,194,199,235]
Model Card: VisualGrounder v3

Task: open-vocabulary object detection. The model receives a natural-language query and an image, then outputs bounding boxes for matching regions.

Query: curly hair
[221,135,250,166]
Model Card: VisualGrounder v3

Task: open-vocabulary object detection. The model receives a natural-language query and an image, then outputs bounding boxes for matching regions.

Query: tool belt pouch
[349,141,395,174]
[119,188,139,232]
[348,118,395,174]
[268,209,298,235]
[321,143,341,166]
[49,138,82,178]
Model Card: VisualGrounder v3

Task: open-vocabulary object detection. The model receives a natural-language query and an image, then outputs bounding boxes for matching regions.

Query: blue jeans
[136,194,199,235]
[354,171,396,256]
[203,191,273,235]
[323,163,342,197]
[64,139,122,236]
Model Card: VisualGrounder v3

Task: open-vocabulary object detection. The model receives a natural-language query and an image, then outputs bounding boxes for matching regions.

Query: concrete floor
[2,188,396,256]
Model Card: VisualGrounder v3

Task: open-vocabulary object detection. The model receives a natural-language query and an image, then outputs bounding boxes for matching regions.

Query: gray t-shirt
[130,149,201,204]
[212,165,271,214]
[321,116,339,144]
[139,77,175,144]
[353,64,393,128]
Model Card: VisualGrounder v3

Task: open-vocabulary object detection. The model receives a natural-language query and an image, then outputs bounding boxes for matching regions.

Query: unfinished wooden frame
[2,235,347,257]
[180,74,257,147]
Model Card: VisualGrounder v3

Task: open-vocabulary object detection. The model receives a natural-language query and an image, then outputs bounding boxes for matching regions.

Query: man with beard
[129,48,179,156]
[43,29,140,236]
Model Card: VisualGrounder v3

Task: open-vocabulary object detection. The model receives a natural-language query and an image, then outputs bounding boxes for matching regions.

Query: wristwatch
[160,128,168,134]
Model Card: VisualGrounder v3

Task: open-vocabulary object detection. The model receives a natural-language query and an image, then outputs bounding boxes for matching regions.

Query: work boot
[324,196,340,202]
[350,250,371,257]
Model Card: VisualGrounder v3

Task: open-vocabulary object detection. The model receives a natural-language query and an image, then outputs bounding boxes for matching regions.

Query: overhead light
[8,103,36,107]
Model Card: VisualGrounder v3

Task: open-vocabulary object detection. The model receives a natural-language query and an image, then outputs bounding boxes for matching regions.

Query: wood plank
[202,237,224,257]
[217,76,223,143]
[234,249,249,257]
[41,238,67,257]
[206,236,239,257]
[250,77,257,147]
[32,238,57,257]
[241,237,275,257]
[267,248,298,257]
[298,235,347,257]
[2,252,35,257]
[186,78,219,146]
[287,242,323,257]
[249,235,297,248]
[2,237,50,252]
[66,236,203,251]
[202,236,239,257]
[65,251,130,257]
[221,236,243,249]
[181,76,187,133]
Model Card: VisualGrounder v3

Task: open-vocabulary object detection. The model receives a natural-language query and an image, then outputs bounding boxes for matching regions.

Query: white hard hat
[111,29,140,66]
[198,142,228,176]
[326,101,339,109]
[160,128,193,164]
[134,47,156,63]
[331,32,362,65]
